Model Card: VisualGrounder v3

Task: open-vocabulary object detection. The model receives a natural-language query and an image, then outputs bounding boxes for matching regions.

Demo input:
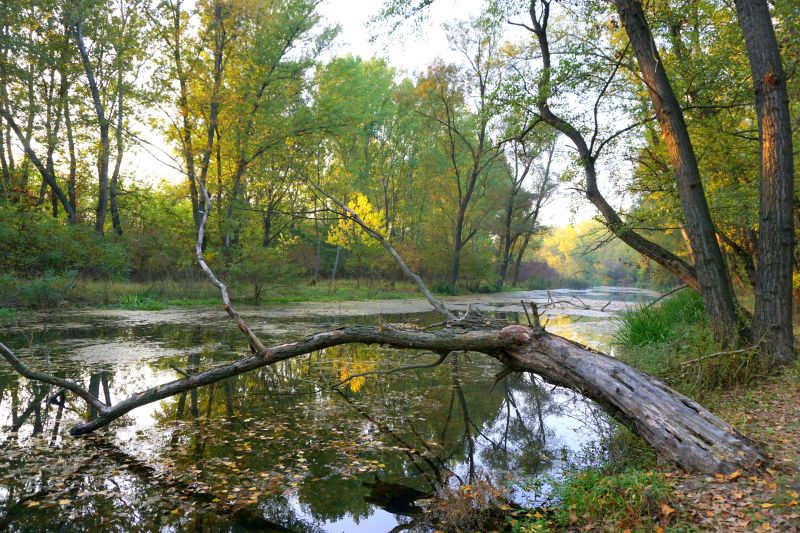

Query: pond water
[0,286,656,532]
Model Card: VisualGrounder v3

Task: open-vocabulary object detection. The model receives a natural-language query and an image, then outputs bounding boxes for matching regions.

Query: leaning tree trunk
[497,325,766,473]
[614,0,742,346]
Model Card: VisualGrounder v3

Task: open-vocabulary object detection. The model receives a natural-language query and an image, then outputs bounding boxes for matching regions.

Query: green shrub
[0,271,78,308]
[228,245,303,303]
[0,208,126,278]
[513,468,672,532]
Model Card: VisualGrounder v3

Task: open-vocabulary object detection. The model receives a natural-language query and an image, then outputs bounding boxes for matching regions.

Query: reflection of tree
[0,323,604,530]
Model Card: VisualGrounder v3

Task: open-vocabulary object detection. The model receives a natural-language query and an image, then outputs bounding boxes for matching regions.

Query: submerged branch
[0,342,106,413]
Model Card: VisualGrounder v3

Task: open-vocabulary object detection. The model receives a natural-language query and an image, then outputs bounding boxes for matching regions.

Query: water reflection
[0,288,652,531]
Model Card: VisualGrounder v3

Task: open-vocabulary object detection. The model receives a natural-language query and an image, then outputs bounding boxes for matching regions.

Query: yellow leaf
[57,499,71,505]
[661,503,676,516]
[789,490,800,499]
[727,470,742,481]
[761,503,775,508]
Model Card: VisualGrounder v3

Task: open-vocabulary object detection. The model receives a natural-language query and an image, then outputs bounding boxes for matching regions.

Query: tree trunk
[450,208,465,287]
[331,245,341,283]
[262,210,272,248]
[525,0,701,294]
[64,96,77,216]
[110,70,124,236]
[497,196,515,288]
[73,19,110,236]
[0,108,75,219]
[511,233,532,286]
[614,0,742,346]
[0,115,9,191]
[734,0,796,363]
[224,162,246,258]
[170,0,202,231]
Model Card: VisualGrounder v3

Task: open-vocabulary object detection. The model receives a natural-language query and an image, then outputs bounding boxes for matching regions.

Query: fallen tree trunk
[496,326,766,474]
[0,318,767,473]
[0,179,767,475]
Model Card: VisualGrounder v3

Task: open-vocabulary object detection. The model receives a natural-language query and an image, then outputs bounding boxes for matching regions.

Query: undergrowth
[511,467,673,533]
[615,289,766,396]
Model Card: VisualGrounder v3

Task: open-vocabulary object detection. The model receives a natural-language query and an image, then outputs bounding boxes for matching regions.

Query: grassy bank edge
[508,290,800,532]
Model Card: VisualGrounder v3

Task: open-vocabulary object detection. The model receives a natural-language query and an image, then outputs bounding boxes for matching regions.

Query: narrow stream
[0,287,656,531]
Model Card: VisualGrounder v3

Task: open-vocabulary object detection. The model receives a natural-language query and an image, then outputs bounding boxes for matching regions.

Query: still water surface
[0,287,655,531]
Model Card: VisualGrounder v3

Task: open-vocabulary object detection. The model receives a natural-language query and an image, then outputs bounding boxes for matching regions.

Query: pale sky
[131,0,596,227]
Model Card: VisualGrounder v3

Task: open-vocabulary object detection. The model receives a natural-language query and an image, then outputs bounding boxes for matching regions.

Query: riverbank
[0,274,661,313]
[0,277,431,311]
[510,291,800,532]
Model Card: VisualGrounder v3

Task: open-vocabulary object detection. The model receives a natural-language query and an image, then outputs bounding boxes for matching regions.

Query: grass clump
[512,468,673,533]
[615,288,768,396]
[614,289,704,346]
[117,287,166,310]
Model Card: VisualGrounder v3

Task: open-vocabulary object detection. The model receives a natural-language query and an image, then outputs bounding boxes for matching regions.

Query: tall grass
[615,289,769,395]
[614,289,705,346]
[0,275,425,310]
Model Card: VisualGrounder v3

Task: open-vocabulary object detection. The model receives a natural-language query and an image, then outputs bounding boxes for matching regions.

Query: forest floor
[664,368,800,532]
[512,365,800,532]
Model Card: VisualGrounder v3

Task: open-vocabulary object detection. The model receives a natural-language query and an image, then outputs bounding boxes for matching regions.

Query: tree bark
[110,69,124,236]
[614,0,742,346]
[511,233,532,286]
[0,107,75,219]
[64,95,78,216]
[734,0,795,363]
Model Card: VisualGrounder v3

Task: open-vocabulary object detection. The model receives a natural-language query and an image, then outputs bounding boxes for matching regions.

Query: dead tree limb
[0,175,768,475]
[305,182,455,320]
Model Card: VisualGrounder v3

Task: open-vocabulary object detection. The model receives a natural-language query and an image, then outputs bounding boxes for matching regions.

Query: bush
[0,208,126,278]
[0,271,78,308]
[229,245,303,303]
